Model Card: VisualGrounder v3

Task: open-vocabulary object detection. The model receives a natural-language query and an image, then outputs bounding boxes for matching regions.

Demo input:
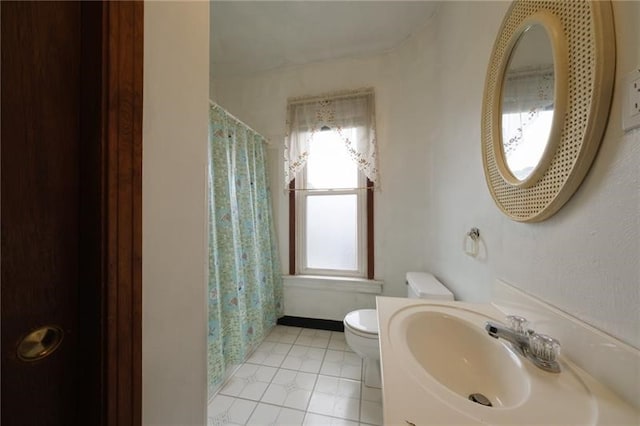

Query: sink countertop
[376,296,639,425]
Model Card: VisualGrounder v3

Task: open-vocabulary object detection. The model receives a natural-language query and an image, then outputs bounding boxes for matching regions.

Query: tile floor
[208,326,383,426]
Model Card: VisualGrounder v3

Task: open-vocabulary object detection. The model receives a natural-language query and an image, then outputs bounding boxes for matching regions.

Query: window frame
[289,176,374,280]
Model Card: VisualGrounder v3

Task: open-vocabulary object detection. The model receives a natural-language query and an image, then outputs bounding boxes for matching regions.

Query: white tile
[240,381,270,401]
[340,364,362,381]
[272,369,318,390]
[330,331,346,341]
[324,350,361,365]
[273,333,299,344]
[326,341,350,351]
[328,332,350,351]
[270,368,297,384]
[303,413,359,426]
[277,407,306,425]
[208,395,257,426]
[273,342,295,354]
[211,329,387,426]
[332,397,360,421]
[308,376,360,421]
[261,370,317,410]
[248,364,279,381]
[219,364,277,400]
[260,383,288,406]
[313,375,340,394]
[300,329,332,338]
[359,400,383,425]
[262,383,312,411]
[307,393,359,420]
[247,342,293,367]
[246,350,287,368]
[337,378,361,398]
[254,341,276,351]
[246,403,305,426]
[228,398,258,424]
[246,403,280,426]
[257,341,294,355]
[360,385,382,403]
[285,387,315,411]
[218,376,246,397]
[265,326,302,344]
[307,392,334,415]
[302,413,331,425]
[275,325,304,336]
[288,345,326,359]
[295,334,330,348]
[281,345,326,373]
[314,376,360,399]
[320,350,362,380]
[293,335,314,346]
[208,395,234,417]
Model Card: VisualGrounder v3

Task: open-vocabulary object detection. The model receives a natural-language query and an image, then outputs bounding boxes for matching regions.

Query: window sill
[282,275,383,294]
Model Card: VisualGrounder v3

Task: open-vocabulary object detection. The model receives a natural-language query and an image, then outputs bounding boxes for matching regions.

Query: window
[285,90,378,279]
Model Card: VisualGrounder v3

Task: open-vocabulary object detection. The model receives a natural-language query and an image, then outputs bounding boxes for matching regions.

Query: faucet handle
[529,333,561,363]
[506,315,529,335]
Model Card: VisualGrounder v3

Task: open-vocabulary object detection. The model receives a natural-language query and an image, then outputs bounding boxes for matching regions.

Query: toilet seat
[344,309,378,338]
[343,272,452,389]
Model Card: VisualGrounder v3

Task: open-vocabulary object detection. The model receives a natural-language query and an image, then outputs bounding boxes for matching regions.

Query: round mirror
[481,2,615,222]
[500,24,555,182]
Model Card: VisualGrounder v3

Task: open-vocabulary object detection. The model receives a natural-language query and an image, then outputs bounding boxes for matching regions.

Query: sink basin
[378,299,632,425]
[403,310,529,408]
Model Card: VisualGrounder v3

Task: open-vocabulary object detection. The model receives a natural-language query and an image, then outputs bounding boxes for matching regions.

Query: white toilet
[343,272,454,388]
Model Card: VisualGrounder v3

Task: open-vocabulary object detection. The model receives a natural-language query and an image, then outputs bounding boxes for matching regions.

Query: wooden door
[1,2,142,425]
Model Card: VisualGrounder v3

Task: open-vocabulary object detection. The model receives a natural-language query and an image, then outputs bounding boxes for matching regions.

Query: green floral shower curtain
[207,104,283,397]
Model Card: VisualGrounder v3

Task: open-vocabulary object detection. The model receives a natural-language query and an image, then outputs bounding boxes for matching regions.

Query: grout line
[242,397,259,425]
[318,340,330,378]
[302,369,320,414]
[360,381,365,424]
[210,327,380,425]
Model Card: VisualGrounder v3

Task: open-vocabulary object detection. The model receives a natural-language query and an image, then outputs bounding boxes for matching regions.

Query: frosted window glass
[306,129,358,189]
[306,194,357,270]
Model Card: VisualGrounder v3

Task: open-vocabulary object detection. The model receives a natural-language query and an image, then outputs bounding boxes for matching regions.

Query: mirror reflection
[501,24,554,181]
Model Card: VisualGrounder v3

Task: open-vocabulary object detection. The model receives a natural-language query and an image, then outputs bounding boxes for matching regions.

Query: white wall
[427,1,640,349]
[212,1,639,349]
[210,17,439,304]
[143,2,209,424]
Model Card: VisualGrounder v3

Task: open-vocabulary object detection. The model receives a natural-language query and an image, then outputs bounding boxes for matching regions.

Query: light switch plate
[622,68,640,132]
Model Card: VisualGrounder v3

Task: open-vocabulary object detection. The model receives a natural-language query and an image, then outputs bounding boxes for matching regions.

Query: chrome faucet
[485,321,530,350]
[485,315,561,373]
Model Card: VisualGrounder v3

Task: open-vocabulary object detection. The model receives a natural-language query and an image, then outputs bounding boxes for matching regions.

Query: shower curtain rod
[209,100,270,144]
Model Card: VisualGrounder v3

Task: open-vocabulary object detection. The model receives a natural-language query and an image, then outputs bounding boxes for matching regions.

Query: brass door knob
[17,325,64,361]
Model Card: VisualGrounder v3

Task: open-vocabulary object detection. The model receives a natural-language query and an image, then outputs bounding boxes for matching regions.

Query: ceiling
[210,1,439,78]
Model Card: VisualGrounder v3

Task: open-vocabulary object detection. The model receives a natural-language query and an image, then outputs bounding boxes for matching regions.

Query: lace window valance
[502,65,554,114]
[501,65,554,155]
[284,89,379,188]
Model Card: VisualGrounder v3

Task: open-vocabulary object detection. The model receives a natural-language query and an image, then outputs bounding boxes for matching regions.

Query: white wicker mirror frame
[481,0,616,222]
[494,12,568,189]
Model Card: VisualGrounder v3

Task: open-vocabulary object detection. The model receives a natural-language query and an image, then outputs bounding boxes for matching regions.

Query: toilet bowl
[344,309,381,387]
[343,272,454,388]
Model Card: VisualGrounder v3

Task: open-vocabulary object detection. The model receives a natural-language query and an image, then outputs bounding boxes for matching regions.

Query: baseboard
[277,315,344,332]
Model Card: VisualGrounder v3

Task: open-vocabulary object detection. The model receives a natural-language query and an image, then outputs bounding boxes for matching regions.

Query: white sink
[378,297,639,425]
[403,309,529,408]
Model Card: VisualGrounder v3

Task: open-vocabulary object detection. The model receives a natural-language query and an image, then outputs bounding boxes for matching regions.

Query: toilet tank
[406,272,454,301]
